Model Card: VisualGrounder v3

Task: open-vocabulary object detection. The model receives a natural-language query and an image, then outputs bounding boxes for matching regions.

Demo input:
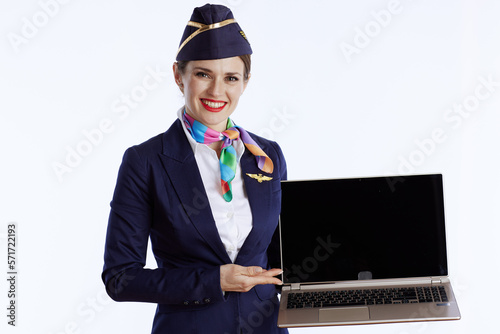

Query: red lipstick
[201,98,227,112]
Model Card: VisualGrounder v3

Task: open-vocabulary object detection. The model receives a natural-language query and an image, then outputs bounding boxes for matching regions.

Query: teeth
[202,99,225,108]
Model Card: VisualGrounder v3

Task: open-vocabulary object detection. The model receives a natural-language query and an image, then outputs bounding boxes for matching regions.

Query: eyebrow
[192,67,242,76]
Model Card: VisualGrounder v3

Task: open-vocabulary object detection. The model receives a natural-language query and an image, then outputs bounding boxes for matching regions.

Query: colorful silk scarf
[182,110,274,202]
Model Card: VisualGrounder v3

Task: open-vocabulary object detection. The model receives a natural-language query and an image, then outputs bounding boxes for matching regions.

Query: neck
[184,109,230,133]
[209,141,224,157]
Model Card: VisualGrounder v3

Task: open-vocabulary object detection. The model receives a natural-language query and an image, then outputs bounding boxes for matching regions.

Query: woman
[102,4,289,333]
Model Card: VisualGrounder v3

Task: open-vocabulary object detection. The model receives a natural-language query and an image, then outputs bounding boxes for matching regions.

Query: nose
[207,78,224,98]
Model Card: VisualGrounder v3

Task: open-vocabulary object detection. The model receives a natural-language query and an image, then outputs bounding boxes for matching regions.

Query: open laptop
[277,174,461,327]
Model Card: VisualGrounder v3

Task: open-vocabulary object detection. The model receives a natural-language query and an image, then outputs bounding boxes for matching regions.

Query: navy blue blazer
[102,119,288,333]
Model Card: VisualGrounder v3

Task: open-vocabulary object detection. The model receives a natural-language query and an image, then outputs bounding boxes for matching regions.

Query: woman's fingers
[244,266,263,276]
[259,268,283,277]
[220,264,283,292]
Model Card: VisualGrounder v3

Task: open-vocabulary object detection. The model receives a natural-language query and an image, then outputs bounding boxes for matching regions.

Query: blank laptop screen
[280,174,448,284]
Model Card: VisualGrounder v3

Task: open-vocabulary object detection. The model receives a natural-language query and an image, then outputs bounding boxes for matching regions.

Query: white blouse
[177,108,253,263]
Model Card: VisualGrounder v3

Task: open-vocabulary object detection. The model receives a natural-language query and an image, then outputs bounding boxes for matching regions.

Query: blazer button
[183,300,190,306]
[204,298,211,304]
[194,300,200,305]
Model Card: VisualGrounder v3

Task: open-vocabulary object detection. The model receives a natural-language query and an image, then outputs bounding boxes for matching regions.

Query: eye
[226,76,239,82]
[195,72,209,78]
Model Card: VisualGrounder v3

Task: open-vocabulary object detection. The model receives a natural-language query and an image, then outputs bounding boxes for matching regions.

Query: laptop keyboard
[286,286,448,309]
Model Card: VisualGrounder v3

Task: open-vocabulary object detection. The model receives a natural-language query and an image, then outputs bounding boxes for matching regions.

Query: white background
[1,0,499,333]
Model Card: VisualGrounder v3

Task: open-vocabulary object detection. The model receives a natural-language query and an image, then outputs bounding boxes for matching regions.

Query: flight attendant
[102,4,288,333]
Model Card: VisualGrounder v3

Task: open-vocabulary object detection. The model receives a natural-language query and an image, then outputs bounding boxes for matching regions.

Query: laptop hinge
[290,283,301,291]
[431,277,442,284]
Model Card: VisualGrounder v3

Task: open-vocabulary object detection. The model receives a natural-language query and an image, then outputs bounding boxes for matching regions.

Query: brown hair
[176,54,251,81]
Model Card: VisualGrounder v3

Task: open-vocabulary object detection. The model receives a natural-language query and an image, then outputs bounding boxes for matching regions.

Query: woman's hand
[220,264,283,292]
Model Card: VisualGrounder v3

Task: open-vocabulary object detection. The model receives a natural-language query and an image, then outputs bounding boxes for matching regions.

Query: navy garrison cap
[176,3,252,61]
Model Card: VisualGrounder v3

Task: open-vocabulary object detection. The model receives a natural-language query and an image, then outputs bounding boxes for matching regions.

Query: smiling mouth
[201,99,227,112]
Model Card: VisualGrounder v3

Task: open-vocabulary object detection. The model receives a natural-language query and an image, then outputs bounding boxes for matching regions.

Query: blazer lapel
[158,120,231,264]
[236,150,276,263]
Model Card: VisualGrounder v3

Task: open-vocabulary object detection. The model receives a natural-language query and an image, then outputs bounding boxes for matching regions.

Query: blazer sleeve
[101,147,225,306]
